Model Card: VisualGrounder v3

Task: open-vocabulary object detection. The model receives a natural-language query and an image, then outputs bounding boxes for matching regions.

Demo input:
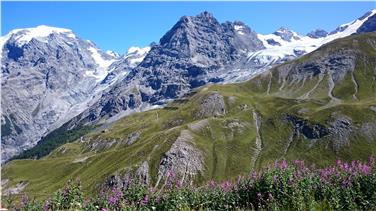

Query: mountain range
[1,9,376,197]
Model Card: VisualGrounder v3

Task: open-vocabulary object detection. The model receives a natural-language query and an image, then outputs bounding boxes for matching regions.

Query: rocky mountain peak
[330,9,376,35]
[2,25,75,47]
[358,9,375,21]
[306,29,328,38]
[357,11,376,33]
[157,12,263,62]
[197,11,214,18]
[0,25,120,161]
[273,27,300,41]
[159,12,222,53]
[223,21,250,35]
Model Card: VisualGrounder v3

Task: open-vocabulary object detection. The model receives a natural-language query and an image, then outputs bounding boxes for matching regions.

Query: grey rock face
[360,122,376,140]
[156,130,203,186]
[1,27,118,161]
[330,10,376,35]
[329,25,349,35]
[2,181,28,196]
[357,14,376,33]
[307,29,328,38]
[86,139,117,152]
[196,92,226,118]
[359,11,373,21]
[126,131,140,145]
[278,49,356,85]
[105,161,150,189]
[273,27,300,42]
[74,12,263,125]
[266,39,281,46]
[328,115,354,152]
[285,115,329,140]
[135,161,150,186]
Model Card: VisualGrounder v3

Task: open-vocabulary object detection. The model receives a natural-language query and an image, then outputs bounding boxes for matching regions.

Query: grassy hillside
[2,33,376,200]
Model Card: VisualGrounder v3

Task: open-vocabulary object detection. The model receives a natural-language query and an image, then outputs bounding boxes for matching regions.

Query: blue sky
[2,1,375,54]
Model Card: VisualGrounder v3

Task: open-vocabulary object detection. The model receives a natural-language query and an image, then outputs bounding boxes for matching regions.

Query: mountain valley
[1,9,376,199]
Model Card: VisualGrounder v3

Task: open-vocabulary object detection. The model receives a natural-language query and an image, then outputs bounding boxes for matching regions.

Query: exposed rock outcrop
[126,132,140,145]
[328,115,354,152]
[2,181,28,195]
[156,130,203,186]
[360,122,376,140]
[105,161,150,189]
[86,139,117,152]
[285,115,329,140]
[196,92,226,118]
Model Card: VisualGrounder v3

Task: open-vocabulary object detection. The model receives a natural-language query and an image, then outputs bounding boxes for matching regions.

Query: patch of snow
[86,47,116,81]
[324,9,376,41]
[252,9,376,73]
[5,25,74,46]
[234,25,245,35]
[124,46,151,66]
[106,50,120,58]
[127,46,151,55]
[89,47,114,69]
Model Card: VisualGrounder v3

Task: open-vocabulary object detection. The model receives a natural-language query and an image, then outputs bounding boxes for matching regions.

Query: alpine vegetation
[5,158,376,210]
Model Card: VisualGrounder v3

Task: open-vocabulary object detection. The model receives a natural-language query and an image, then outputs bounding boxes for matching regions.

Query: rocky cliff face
[357,13,376,33]
[0,26,119,161]
[73,12,265,124]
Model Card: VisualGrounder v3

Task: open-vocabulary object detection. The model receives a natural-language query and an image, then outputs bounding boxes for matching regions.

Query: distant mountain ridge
[1,9,376,162]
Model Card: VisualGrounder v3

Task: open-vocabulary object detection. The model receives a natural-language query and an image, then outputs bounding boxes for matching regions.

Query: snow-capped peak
[272,27,301,42]
[0,25,77,61]
[328,9,376,38]
[249,9,376,79]
[274,27,292,33]
[306,29,328,39]
[1,25,75,47]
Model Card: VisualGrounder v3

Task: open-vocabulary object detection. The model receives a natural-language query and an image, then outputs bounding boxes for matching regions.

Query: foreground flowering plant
[6,157,376,210]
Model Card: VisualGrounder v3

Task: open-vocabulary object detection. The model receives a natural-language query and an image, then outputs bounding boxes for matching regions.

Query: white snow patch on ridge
[252,9,376,68]
[4,25,75,46]
[89,47,114,69]
[124,46,151,66]
[234,25,245,35]
[127,46,151,55]
[86,47,116,81]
